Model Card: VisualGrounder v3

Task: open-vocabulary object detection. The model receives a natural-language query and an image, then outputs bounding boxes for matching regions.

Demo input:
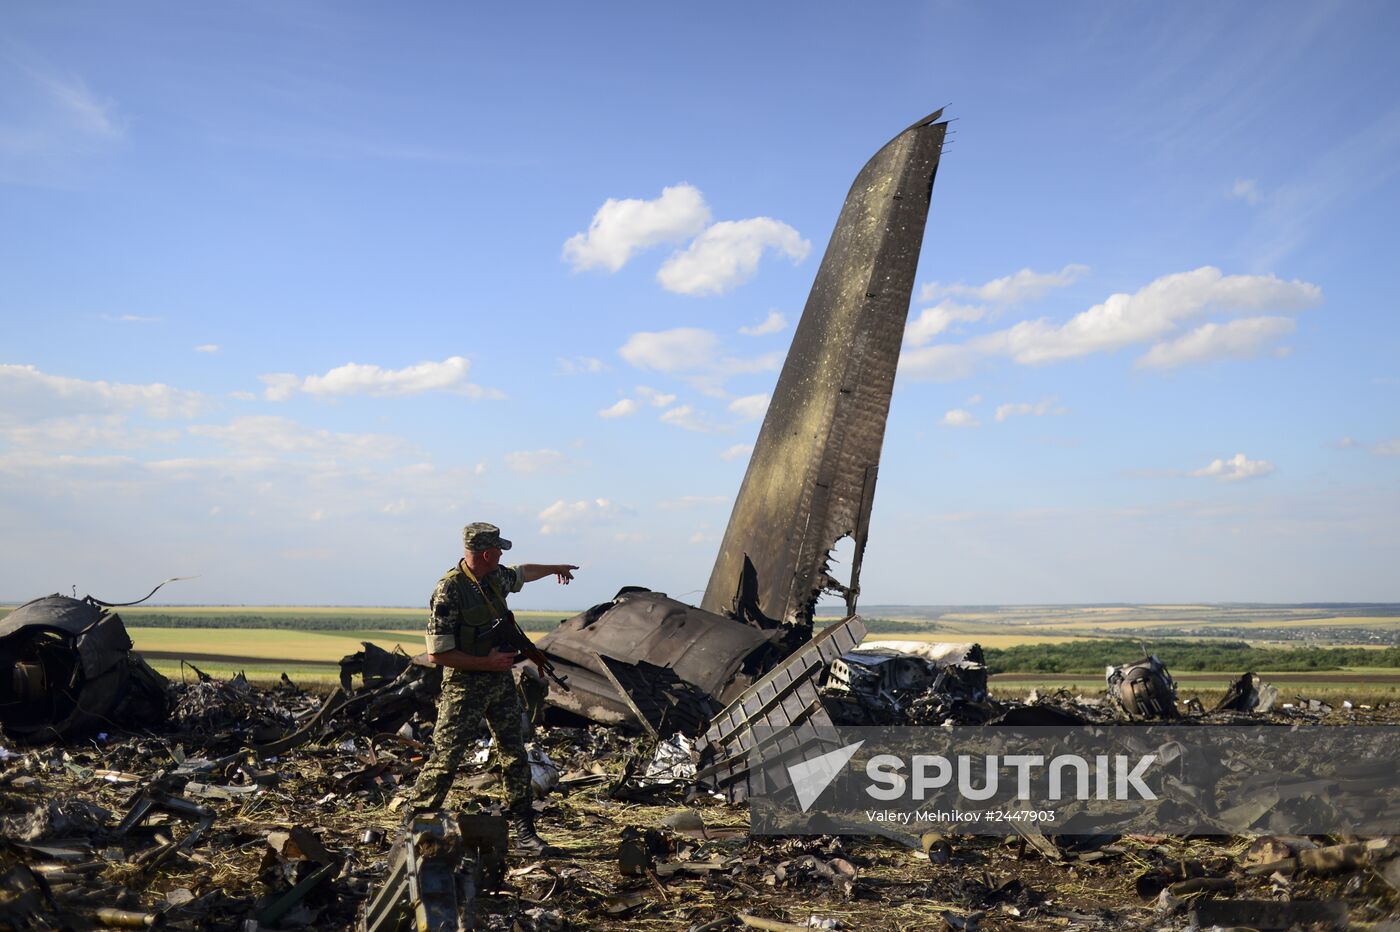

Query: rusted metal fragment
[696,616,866,801]
[0,595,168,742]
[702,110,950,627]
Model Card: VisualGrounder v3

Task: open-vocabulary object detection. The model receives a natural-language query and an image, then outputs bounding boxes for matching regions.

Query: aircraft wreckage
[6,113,1398,932]
[0,594,169,743]
[529,108,952,736]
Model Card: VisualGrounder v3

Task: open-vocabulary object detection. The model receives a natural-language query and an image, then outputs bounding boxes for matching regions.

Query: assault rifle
[498,611,570,692]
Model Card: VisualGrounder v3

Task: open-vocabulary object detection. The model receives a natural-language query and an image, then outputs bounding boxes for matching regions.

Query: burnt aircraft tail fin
[701,109,950,627]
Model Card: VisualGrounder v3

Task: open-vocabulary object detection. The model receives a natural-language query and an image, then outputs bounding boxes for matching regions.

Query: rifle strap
[457,561,508,618]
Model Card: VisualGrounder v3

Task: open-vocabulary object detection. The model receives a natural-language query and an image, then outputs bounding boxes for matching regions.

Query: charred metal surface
[339,641,414,691]
[360,812,502,932]
[702,110,950,627]
[695,616,867,801]
[0,595,169,742]
[1106,655,1179,720]
[821,642,989,725]
[532,589,781,732]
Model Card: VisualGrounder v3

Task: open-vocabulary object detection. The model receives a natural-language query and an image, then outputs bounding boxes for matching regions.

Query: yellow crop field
[859,631,1091,647]
[127,627,423,663]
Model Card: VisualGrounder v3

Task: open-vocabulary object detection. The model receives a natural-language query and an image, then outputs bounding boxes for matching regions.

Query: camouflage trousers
[409,670,531,815]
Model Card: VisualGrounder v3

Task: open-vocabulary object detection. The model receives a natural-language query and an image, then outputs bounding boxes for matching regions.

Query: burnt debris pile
[2,625,1398,930]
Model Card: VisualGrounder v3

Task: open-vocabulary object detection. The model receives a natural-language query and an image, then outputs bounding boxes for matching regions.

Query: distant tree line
[982,639,1400,674]
[0,609,571,632]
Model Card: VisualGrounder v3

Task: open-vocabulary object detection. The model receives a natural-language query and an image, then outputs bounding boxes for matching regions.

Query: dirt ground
[2,678,1398,931]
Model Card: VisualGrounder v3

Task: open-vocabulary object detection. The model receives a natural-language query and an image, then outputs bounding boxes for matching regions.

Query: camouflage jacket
[425,561,525,655]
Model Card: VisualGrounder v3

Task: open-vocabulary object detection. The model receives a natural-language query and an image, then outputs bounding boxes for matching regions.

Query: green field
[7,602,1397,697]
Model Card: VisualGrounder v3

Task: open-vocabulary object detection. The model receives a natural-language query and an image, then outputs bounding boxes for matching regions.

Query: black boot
[509,809,550,855]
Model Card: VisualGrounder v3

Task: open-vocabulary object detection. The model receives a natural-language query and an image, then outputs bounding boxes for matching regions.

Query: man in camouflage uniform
[409,522,578,853]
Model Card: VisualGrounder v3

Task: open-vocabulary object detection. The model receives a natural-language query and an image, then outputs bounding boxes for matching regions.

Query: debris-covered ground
[3,666,1398,932]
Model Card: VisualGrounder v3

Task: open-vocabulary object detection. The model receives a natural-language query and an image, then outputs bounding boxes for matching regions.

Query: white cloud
[538,497,627,535]
[659,405,725,433]
[1191,452,1274,481]
[0,363,207,419]
[1229,178,1264,205]
[194,344,220,354]
[739,310,787,336]
[1,59,126,184]
[720,443,752,461]
[657,218,810,296]
[658,495,728,509]
[1374,439,1400,456]
[619,328,720,372]
[905,302,986,347]
[562,184,711,272]
[618,329,780,396]
[994,398,1069,422]
[503,449,570,474]
[25,66,123,139]
[941,409,979,428]
[556,356,607,375]
[635,385,676,407]
[728,393,770,421]
[598,398,639,418]
[984,268,1320,365]
[919,264,1089,305]
[1136,316,1295,369]
[1,414,180,451]
[102,314,159,323]
[187,416,408,459]
[260,356,502,400]
[897,344,981,382]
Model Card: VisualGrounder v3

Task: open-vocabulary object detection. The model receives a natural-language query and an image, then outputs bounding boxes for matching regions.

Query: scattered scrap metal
[3,635,1399,929]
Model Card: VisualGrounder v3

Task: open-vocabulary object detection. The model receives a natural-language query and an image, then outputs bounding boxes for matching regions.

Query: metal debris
[360,812,504,931]
[0,595,168,742]
[696,616,867,801]
[822,641,988,725]
[532,588,780,735]
[1105,655,1178,720]
[702,110,951,630]
[1212,670,1279,713]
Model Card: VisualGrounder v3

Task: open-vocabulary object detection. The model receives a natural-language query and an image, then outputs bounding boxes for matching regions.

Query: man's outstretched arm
[516,564,579,584]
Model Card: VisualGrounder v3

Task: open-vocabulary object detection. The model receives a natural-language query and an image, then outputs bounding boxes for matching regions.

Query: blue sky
[2,2,1397,608]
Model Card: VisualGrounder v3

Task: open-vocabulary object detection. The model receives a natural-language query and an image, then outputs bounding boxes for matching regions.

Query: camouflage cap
[462,522,512,551]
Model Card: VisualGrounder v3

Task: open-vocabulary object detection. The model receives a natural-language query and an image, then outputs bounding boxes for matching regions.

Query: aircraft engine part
[1106,655,1178,720]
